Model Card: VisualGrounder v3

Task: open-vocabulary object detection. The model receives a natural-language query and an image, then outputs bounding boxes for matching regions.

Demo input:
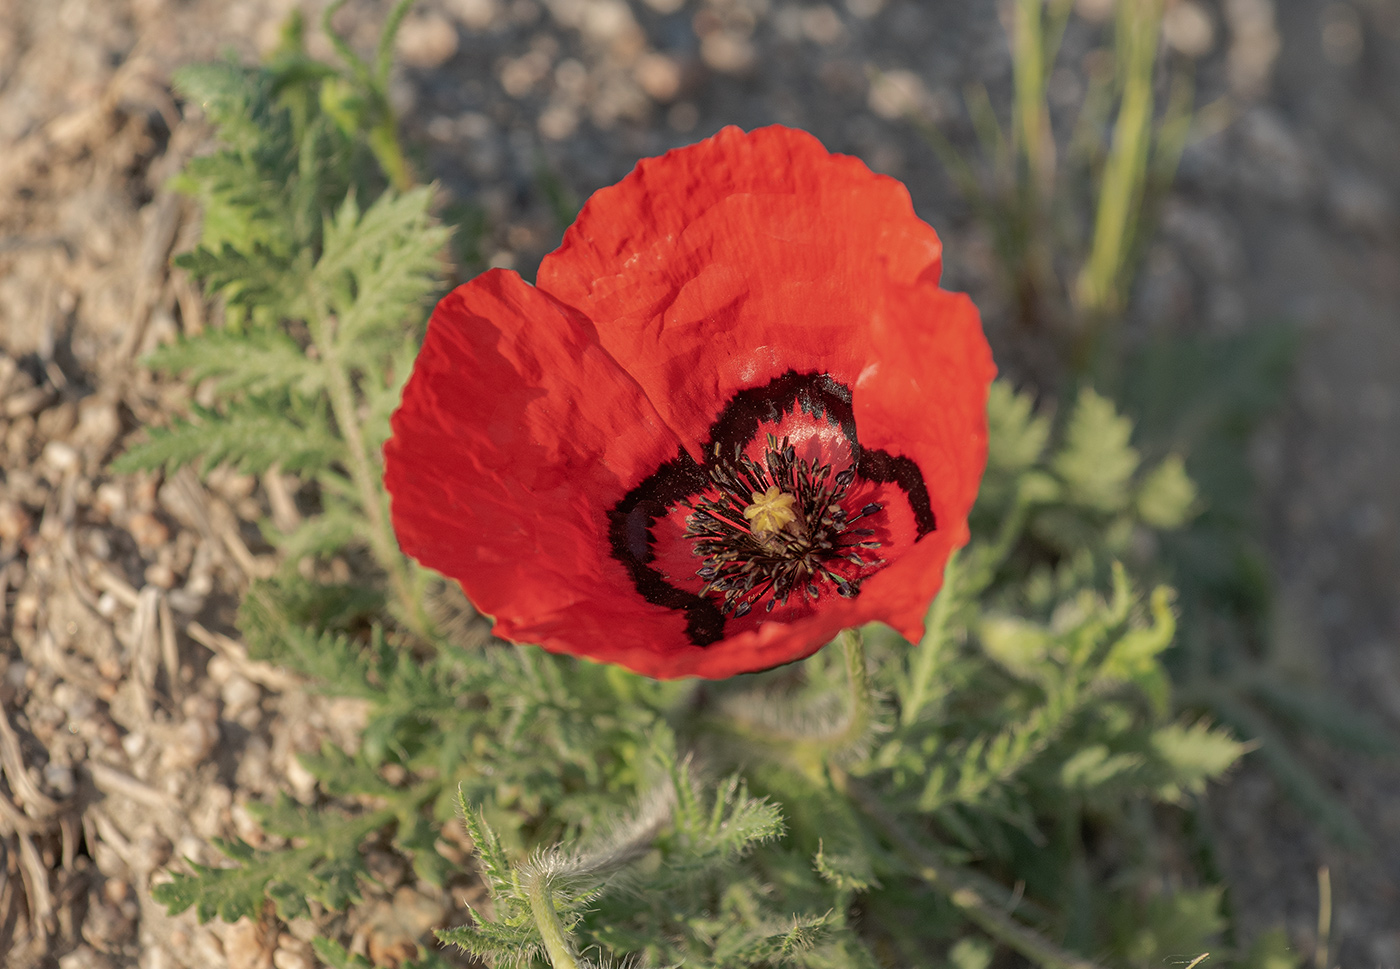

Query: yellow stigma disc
[743,486,798,537]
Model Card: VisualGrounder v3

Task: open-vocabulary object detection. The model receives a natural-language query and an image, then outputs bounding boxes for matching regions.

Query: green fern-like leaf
[435,918,543,968]
[311,937,376,969]
[172,63,303,257]
[1135,453,1198,529]
[149,838,267,924]
[266,503,363,562]
[1053,387,1140,512]
[174,61,287,157]
[153,797,389,922]
[111,397,341,476]
[986,381,1051,476]
[315,187,448,351]
[147,328,323,399]
[712,910,835,964]
[1147,720,1247,800]
[175,243,309,322]
[670,769,785,864]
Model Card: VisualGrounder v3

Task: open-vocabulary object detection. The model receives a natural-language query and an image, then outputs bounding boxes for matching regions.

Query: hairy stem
[832,628,873,756]
[831,767,1108,969]
[525,873,582,969]
[319,322,428,637]
[703,629,873,773]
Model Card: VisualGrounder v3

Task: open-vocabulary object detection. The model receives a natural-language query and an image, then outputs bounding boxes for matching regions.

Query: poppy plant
[384,125,994,679]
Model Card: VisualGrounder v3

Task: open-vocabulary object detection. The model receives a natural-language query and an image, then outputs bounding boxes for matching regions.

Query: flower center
[606,370,937,647]
[683,433,884,619]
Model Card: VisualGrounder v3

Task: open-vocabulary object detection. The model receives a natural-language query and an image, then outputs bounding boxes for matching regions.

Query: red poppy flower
[384,125,994,679]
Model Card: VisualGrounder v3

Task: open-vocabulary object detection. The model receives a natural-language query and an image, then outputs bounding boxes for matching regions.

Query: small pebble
[868,69,927,120]
[87,529,112,560]
[285,753,318,803]
[44,762,75,798]
[207,467,256,501]
[193,783,234,838]
[59,946,113,969]
[96,592,120,618]
[42,440,79,473]
[167,588,206,614]
[74,398,121,455]
[175,834,206,866]
[189,928,227,966]
[160,716,219,771]
[127,512,170,551]
[700,33,754,73]
[221,917,275,969]
[272,936,314,969]
[144,562,176,589]
[448,0,498,29]
[104,878,131,903]
[5,660,29,692]
[93,482,127,519]
[634,52,681,101]
[231,799,265,846]
[207,656,236,686]
[0,499,31,544]
[396,12,460,68]
[801,4,844,45]
[135,829,172,872]
[221,673,261,719]
[1163,0,1215,57]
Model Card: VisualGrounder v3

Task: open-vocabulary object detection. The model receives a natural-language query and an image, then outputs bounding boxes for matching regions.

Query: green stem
[320,0,366,85]
[703,629,873,773]
[374,0,419,86]
[321,0,416,191]
[831,767,1108,969]
[902,552,958,726]
[319,320,428,638]
[833,629,873,757]
[1074,0,1164,367]
[525,873,582,969]
[1012,0,1052,191]
[369,121,415,193]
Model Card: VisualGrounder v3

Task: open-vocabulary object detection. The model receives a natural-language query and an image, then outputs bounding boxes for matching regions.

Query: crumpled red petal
[383,270,698,671]
[385,125,994,679]
[537,125,947,461]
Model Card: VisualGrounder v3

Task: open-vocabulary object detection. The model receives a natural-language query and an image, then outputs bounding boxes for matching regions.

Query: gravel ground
[2,0,1399,966]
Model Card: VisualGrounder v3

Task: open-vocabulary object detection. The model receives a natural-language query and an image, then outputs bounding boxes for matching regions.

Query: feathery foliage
[115,5,449,637]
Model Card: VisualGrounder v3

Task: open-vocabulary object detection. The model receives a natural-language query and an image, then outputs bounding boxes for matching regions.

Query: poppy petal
[848,286,995,643]
[383,269,698,668]
[537,125,945,460]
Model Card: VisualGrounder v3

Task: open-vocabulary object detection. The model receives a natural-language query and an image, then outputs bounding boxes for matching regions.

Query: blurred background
[1,0,1399,964]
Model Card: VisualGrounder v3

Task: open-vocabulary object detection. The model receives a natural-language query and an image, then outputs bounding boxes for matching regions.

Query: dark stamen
[682,434,887,618]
